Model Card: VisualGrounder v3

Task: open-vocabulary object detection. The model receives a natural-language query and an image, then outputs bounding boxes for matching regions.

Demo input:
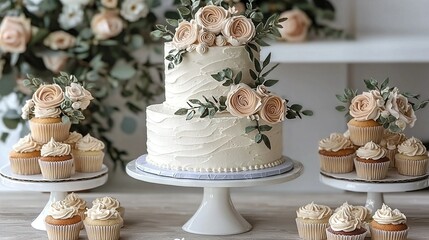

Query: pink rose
[91,11,124,40]
[278,9,311,42]
[226,83,262,117]
[65,82,93,110]
[195,5,229,34]
[396,95,416,127]
[32,84,65,109]
[222,15,255,46]
[43,31,76,50]
[197,30,216,46]
[349,91,383,121]
[0,16,31,53]
[259,95,286,124]
[172,20,199,50]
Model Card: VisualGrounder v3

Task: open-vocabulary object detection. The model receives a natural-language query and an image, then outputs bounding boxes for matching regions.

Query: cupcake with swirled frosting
[45,200,82,240]
[92,196,125,221]
[354,141,390,180]
[395,137,428,176]
[63,193,87,223]
[74,134,105,173]
[319,133,356,173]
[370,204,408,240]
[9,134,41,175]
[84,203,123,240]
[295,202,332,240]
[380,130,407,167]
[64,131,83,150]
[38,138,73,179]
[326,207,367,240]
[335,202,372,237]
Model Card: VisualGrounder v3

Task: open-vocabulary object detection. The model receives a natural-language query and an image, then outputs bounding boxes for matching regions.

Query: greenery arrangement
[0,0,165,167]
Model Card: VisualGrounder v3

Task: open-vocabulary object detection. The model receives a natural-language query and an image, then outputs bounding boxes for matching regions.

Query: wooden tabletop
[1,189,428,240]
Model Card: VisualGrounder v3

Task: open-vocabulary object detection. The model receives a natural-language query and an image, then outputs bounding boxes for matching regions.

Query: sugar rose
[259,95,286,124]
[349,90,383,121]
[278,9,311,42]
[32,84,65,109]
[91,11,124,40]
[65,82,93,110]
[395,95,416,127]
[0,16,31,53]
[173,20,199,50]
[226,83,262,118]
[43,31,76,50]
[195,5,229,34]
[222,15,255,46]
[198,30,216,46]
[256,85,270,98]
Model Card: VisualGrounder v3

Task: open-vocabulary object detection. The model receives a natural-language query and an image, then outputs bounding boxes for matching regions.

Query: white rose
[120,0,149,22]
[215,35,227,46]
[43,31,76,50]
[60,0,91,6]
[59,4,84,30]
[196,43,208,55]
[395,119,406,131]
[23,0,45,16]
[65,82,94,110]
[222,15,255,46]
[195,5,229,34]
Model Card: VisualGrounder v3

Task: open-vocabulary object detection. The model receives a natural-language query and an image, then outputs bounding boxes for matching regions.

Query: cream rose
[21,99,35,119]
[388,93,416,128]
[32,84,64,109]
[0,16,31,53]
[91,11,124,40]
[172,20,199,50]
[222,15,255,46]
[65,82,93,110]
[43,31,76,50]
[196,43,208,55]
[259,95,286,124]
[195,5,229,34]
[42,52,68,73]
[226,83,262,117]
[256,85,270,98]
[278,9,311,42]
[215,35,227,46]
[349,91,383,121]
[120,0,149,22]
[101,0,117,8]
[197,30,216,46]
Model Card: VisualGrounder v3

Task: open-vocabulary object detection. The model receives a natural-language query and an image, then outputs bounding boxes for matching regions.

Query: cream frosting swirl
[34,107,61,118]
[356,141,386,160]
[335,202,370,221]
[397,137,427,157]
[64,131,83,145]
[48,201,79,220]
[92,196,120,210]
[12,134,40,153]
[373,204,406,225]
[63,193,86,210]
[319,133,354,152]
[296,202,332,220]
[86,204,121,220]
[329,208,362,232]
[41,138,71,157]
[76,134,105,151]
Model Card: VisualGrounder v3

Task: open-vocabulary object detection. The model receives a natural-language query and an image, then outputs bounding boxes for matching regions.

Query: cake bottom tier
[146,104,284,172]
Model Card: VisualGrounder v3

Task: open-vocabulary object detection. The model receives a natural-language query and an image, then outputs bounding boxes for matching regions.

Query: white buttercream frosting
[48,201,79,220]
[86,204,121,220]
[34,107,61,118]
[76,134,105,151]
[397,137,427,157]
[372,204,406,225]
[64,131,83,145]
[92,196,121,210]
[63,193,86,210]
[356,141,386,160]
[335,202,371,221]
[319,133,354,152]
[12,134,40,153]
[41,138,71,157]
[329,208,362,232]
[296,202,332,220]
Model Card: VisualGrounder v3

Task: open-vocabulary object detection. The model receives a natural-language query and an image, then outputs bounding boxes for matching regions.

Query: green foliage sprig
[245,119,272,149]
[175,95,227,119]
[249,53,280,87]
[165,49,187,70]
[211,68,242,86]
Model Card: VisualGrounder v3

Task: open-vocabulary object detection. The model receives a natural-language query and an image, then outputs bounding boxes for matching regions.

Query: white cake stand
[320,170,429,212]
[126,158,303,236]
[0,164,108,231]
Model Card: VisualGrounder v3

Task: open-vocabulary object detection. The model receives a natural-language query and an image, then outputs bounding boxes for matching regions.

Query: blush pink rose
[0,16,31,53]
[278,9,311,42]
[349,91,383,121]
[172,20,199,50]
[91,11,124,40]
[195,5,229,34]
[226,83,262,117]
[32,84,65,109]
[259,95,286,124]
[43,31,76,50]
[222,15,255,46]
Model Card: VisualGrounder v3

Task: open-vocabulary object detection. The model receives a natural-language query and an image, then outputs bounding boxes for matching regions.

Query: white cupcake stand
[126,155,303,235]
[319,170,429,213]
[0,164,108,231]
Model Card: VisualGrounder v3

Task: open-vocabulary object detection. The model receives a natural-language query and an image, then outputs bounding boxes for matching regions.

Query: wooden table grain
[1,188,428,239]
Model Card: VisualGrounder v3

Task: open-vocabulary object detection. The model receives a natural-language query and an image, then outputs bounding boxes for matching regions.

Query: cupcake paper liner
[385,149,397,168]
[84,223,121,240]
[296,218,329,240]
[38,159,74,180]
[354,159,390,180]
[326,229,367,240]
[9,157,41,175]
[30,120,71,144]
[347,124,384,146]
[395,157,428,176]
[370,227,408,240]
[74,152,104,173]
[320,153,355,173]
[45,221,82,240]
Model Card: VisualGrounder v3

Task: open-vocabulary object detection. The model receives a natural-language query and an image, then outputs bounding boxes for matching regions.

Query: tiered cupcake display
[319,78,429,180]
[7,73,105,179]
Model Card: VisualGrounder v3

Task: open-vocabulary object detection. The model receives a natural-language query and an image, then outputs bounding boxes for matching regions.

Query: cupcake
[295,202,332,240]
[395,137,428,176]
[45,200,82,240]
[370,204,408,240]
[319,133,356,173]
[8,134,41,175]
[379,130,406,167]
[63,193,87,223]
[30,116,71,144]
[64,131,83,150]
[92,196,125,227]
[74,134,105,173]
[326,207,367,240]
[84,204,123,240]
[347,119,383,146]
[39,138,74,179]
[335,202,372,236]
[354,142,390,180]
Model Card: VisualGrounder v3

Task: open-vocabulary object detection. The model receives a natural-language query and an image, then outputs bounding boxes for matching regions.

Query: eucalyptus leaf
[255,133,262,143]
[259,125,272,132]
[335,105,346,112]
[175,108,188,115]
[263,79,278,87]
[2,117,19,129]
[261,134,271,149]
[302,110,313,116]
[245,126,257,133]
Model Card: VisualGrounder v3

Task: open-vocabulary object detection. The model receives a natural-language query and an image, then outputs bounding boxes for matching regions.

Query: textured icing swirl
[12,134,40,153]
[373,204,406,225]
[63,193,86,210]
[76,134,105,151]
[86,204,120,220]
[319,133,354,152]
[335,202,371,221]
[41,138,71,157]
[48,201,79,220]
[329,208,362,232]
[92,196,120,210]
[296,202,332,220]
[356,141,386,160]
[64,131,83,145]
[397,137,427,157]
[34,107,61,118]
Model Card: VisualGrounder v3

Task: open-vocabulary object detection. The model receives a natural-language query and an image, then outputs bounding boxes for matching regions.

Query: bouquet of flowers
[0,0,164,165]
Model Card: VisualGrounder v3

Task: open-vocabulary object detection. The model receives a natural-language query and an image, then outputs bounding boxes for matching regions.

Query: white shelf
[261,35,429,63]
